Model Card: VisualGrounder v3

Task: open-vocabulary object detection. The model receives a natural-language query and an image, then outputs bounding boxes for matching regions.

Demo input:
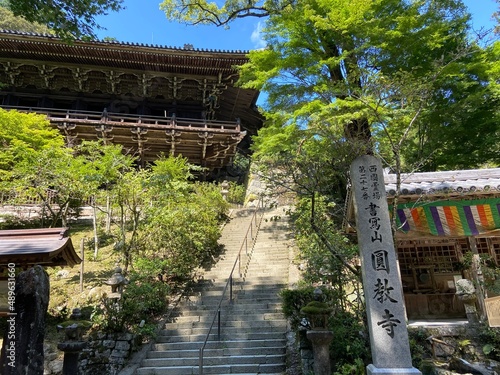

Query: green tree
[110,168,149,272]
[404,46,500,171]
[0,109,64,172]
[161,0,499,173]
[137,156,227,279]
[105,155,227,275]
[0,110,135,229]
[160,0,283,26]
[2,0,123,39]
[6,146,94,227]
[160,7,500,368]
[0,6,53,34]
[0,109,70,220]
[75,141,136,259]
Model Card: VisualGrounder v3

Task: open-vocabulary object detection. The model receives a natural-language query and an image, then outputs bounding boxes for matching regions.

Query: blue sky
[95,0,498,51]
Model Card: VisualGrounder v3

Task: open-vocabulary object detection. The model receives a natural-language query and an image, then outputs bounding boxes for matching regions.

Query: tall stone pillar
[350,156,421,375]
[0,265,50,375]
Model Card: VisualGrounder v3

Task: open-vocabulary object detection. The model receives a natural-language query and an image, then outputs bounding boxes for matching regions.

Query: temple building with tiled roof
[0,29,264,176]
[345,167,500,324]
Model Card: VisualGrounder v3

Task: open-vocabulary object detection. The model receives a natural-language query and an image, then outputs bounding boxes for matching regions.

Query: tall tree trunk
[93,202,99,260]
[105,194,112,233]
[344,117,373,155]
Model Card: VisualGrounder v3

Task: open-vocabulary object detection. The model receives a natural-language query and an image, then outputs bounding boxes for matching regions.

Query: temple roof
[384,168,500,200]
[0,29,250,75]
[0,227,80,268]
[345,167,500,238]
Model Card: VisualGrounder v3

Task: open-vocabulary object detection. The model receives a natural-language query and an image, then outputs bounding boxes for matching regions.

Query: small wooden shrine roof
[0,227,80,268]
[345,167,500,238]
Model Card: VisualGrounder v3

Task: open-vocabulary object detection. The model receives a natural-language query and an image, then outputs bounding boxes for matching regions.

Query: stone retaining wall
[78,332,140,375]
[44,333,141,375]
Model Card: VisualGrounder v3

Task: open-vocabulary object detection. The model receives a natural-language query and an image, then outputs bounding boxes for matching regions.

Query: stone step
[137,364,286,375]
[172,306,283,317]
[147,346,285,359]
[164,319,288,330]
[174,302,283,313]
[180,293,283,305]
[177,294,283,307]
[185,287,283,297]
[152,338,286,352]
[170,312,284,323]
[156,331,285,343]
[160,324,286,337]
[135,207,291,375]
[141,353,286,367]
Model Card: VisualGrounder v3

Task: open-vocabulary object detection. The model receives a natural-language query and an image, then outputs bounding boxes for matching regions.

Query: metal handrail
[198,201,264,375]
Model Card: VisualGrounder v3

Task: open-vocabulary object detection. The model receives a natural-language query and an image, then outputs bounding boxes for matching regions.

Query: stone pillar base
[306,330,334,375]
[367,364,422,375]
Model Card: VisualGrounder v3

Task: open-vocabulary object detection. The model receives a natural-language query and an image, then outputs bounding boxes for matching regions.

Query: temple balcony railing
[0,106,242,133]
[1,105,247,169]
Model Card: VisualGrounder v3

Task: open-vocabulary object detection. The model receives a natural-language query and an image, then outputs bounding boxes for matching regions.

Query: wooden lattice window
[477,237,500,266]
[476,237,491,257]
[491,238,500,265]
[116,73,139,96]
[51,67,75,91]
[397,239,462,275]
[396,240,415,276]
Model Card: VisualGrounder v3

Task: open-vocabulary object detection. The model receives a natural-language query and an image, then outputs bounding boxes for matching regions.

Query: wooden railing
[0,190,95,207]
[0,106,242,132]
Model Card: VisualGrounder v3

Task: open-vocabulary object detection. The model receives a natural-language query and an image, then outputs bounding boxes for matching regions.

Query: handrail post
[217,309,221,340]
[199,347,204,375]
[238,252,241,277]
[229,275,233,304]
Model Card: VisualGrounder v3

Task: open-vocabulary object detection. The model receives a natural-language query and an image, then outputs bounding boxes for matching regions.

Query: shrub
[280,286,320,329]
[478,324,500,360]
[91,266,171,334]
[328,311,371,372]
[408,328,429,369]
[280,286,370,373]
[227,181,246,205]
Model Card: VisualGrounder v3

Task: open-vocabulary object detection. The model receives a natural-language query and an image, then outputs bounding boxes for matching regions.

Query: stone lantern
[104,266,129,299]
[300,288,334,375]
[221,180,230,201]
[455,278,478,324]
[57,308,91,375]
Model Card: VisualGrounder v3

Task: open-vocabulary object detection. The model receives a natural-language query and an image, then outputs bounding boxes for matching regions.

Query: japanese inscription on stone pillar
[350,155,416,371]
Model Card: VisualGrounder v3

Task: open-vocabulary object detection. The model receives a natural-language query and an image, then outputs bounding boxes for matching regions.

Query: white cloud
[251,21,266,49]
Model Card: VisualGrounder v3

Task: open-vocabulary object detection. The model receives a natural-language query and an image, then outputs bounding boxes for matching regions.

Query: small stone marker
[350,155,421,375]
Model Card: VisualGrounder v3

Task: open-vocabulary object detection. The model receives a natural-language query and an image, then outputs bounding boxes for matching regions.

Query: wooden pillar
[467,236,487,321]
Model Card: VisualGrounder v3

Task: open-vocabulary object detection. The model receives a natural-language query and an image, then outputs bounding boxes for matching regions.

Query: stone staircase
[134,206,293,375]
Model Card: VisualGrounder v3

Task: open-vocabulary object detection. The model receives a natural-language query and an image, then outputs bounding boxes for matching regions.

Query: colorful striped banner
[393,198,500,236]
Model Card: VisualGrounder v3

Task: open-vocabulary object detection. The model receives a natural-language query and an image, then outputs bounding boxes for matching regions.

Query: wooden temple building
[345,168,500,323]
[0,29,263,176]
